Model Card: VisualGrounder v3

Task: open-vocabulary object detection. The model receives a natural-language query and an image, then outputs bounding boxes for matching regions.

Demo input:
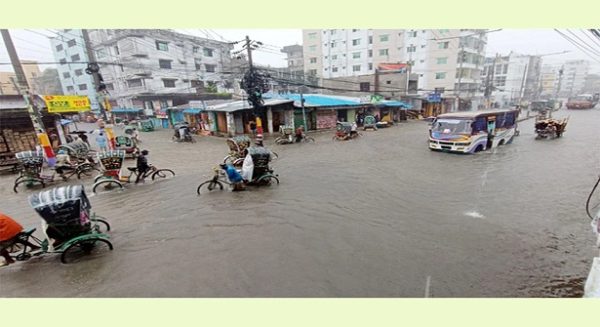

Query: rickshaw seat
[20,228,36,237]
[127,167,138,172]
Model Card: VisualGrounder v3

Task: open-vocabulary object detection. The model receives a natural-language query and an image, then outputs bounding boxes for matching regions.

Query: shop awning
[183,108,202,114]
[111,108,143,113]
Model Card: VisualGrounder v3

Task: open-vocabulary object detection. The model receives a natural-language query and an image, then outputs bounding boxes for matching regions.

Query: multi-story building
[0,60,42,95]
[540,64,560,98]
[558,60,590,97]
[583,74,600,94]
[49,30,100,110]
[302,29,488,111]
[86,29,235,111]
[281,44,304,80]
[482,52,542,107]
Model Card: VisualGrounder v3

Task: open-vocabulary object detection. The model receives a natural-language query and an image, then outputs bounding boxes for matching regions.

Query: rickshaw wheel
[77,165,101,179]
[92,218,111,233]
[197,180,224,195]
[151,169,176,180]
[92,180,123,194]
[60,238,113,264]
[257,175,279,186]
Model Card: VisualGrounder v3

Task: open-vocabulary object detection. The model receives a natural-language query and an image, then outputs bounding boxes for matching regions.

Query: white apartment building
[540,64,559,97]
[50,30,100,110]
[558,60,590,97]
[482,53,531,106]
[303,29,488,110]
[87,29,234,110]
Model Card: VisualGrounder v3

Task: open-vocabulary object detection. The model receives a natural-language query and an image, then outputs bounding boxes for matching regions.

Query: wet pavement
[0,109,598,297]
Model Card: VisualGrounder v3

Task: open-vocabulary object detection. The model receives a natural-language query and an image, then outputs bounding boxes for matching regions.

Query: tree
[34,68,63,95]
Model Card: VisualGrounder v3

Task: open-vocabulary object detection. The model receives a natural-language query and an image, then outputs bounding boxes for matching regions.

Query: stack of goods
[1,129,38,153]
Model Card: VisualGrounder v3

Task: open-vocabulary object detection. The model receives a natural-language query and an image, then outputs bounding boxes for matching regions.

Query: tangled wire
[240,69,271,116]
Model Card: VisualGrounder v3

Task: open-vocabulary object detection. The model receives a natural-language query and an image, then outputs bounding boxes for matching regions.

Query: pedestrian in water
[249,120,257,136]
[96,131,109,152]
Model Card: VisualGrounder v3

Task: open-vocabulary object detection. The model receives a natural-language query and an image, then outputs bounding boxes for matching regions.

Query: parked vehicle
[333,122,361,141]
[566,94,598,110]
[429,109,519,154]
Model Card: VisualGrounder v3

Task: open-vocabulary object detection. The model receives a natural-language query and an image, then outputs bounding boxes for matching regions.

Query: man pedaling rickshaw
[295,126,304,143]
[1,213,41,267]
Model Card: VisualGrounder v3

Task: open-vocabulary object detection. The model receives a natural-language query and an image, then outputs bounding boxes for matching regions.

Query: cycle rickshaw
[8,185,112,264]
[198,146,279,195]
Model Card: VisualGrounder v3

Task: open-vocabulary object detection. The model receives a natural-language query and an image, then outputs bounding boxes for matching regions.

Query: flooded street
[1,109,598,297]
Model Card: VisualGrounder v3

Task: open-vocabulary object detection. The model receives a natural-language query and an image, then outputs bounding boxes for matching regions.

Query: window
[352,39,361,46]
[310,57,317,64]
[379,49,389,56]
[203,48,214,57]
[332,55,338,60]
[127,79,143,88]
[309,45,316,52]
[352,52,361,59]
[435,72,446,79]
[96,49,106,59]
[421,44,426,48]
[63,72,71,79]
[105,83,114,91]
[308,32,317,39]
[379,34,389,42]
[368,63,373,70]
[331,42,336,48]
[191,80,203,88]
[75,69,83,76]
[359,82,370,91]
[156,41,169,51]
[163,79,176,88]
[330,30,336,35]
[308,69,317,75]
[67,39,76,47]
[55,44,63,52]
[437,57,448,64]
[71,54,80,62]
[204,64,216,73]
[66,86,74,92]
[332,67,338,72]
[159,59,172,69]
[193,46,200,53]
[114,46,119,55]
[78,84,87,90]
[438,42,449,49]
[353,65,361,72]
[386,80,391,84]
[407,46,416,53]
[495,64,502,74]
[195,59,202,70]
[503,64,508,74]
[368,36,373,44]
[59,58,67,65]
[368,50,373,58]
[409,31,418,37]
[439,29,450,34]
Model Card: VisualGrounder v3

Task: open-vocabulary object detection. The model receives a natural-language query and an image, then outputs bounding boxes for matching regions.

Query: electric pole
[1,29,56,166]
[240,35,269,136]
[456,44,465,112]
[518,63,529,109]
[81,29,108,121]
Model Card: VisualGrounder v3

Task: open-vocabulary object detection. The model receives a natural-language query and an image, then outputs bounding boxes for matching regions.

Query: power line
[554,29,600,64]
[565,29,600,57]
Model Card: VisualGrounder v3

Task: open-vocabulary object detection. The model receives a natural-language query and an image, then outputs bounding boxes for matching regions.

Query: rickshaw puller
[135,150,151,184]
[1,213,40,266]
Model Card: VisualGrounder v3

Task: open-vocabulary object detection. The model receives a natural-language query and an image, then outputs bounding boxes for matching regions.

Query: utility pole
[555,66,564,100]
[1,29,56,166]
[243,35,264,135]
[518,63,529,109]
[300,86,308,131]
[456,44,465,112]
[81,29,108,121]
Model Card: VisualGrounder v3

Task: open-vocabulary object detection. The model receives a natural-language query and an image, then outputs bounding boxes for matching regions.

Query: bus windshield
[431,119,472,134]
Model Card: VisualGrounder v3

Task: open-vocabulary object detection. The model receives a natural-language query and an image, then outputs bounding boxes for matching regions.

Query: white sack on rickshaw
[241,154,254,182]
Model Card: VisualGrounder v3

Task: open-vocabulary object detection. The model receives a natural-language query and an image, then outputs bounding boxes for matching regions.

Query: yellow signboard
[44,95,91,113]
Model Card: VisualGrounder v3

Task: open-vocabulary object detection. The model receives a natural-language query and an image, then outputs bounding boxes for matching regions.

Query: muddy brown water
[1,109,598,297]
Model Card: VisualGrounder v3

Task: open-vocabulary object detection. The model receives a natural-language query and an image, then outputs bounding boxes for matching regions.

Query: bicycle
[92,165,176,193]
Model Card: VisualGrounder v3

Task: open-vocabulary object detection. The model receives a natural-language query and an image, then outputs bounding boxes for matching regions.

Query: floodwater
[0,109,598,297]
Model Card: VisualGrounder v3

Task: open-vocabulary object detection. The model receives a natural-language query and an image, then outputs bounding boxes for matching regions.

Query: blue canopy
[60,119,73,125]
[111,108,143,113]
[378,101,413,109]
[183,108,202,114]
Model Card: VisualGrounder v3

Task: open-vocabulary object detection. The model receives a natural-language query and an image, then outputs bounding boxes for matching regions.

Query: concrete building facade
[0,60,42,95]
[559,60,590,97]
[49,30,100,110]
[86,29,235,111]
[302,29,488,111]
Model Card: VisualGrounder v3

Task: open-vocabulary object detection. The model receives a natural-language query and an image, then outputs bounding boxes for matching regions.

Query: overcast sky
[1,29,599,73]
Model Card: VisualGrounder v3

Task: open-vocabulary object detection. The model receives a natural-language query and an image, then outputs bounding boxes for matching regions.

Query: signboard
[427,93,442,103]
[44,95,91,113]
